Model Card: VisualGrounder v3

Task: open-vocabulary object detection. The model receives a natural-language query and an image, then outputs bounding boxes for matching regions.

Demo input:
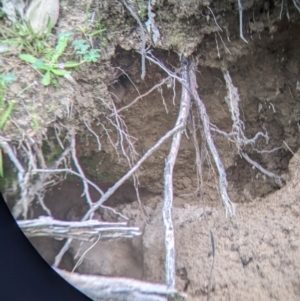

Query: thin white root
[223,70,283,186]
[109,101,139,166]
[189,64,235,217]
[241,152,284,187]
[207,6,223,32]
[12,145,71,218]
[190,113,204,197]
[83,124,184,219]
[145,53,183,83]
[217,32,231,55]
[238,0,248,43]
[70,132,93,207]
[72,235,101,273]
[84,121,101,151]
[32,168,104,196]
[280,0,285,19]
[54,238,72,267]
[223,70,269,147]
[0,141,25,183]
[110,77,171,116]
[0,141,29,217]
[215,33,221,59]
[292,0,300,12]
[119,0,146,79]
[115,67,142,96]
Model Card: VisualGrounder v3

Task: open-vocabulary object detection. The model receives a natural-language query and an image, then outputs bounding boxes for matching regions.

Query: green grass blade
[42,71,51,86]
[32,114,39,130]
[64,61,81,68]
[50,69,70,76]
[19,54,38,64]
[89,28,106,37]
[51,32,72,63]
[0,149,3,178]
[0,102,14,129]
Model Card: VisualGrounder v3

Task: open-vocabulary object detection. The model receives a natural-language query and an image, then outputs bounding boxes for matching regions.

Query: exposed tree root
[119,0,146,79]
[163,56,191,288]
[55,268,186,301]
[222,70,284,186]
[18,218,141,241]
[70,131,94,207]
[293,0,300,12]
[238,0,248,43]
[189,64,236,217]
[241,152,284,187]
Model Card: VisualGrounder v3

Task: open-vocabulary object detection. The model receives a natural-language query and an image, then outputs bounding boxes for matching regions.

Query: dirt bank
[2,0,300,300]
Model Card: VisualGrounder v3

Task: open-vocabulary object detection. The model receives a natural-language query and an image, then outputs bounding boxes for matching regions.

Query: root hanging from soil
[163,56,191,289]
[161,56,235,290]
[119,0,146,80]
[238,0,248,43]
[110,76,171,116]
[56,268,186,301]
[18,218,141,241]
[221,70,284,186]
[7,138,71,219]
[189,64,236,217]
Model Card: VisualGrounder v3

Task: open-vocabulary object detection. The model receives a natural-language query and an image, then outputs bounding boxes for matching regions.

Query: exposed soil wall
[3,0,300,300]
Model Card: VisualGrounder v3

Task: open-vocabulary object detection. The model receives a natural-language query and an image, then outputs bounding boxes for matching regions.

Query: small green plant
[19,32,81,86]
[77,20,106,40]
[0,149,3,178]
[19,31,103,86]
[76,6,106,46]
[135,0,148,19]
[72,39,100,62]
[0,72,16,178]
[0,9,5,19]
[31,112,39,130]
[0,102,14,129]
[51,78,59,88]
[0,73,17,104]
[0,73,17,130]
[0,20,52,56]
